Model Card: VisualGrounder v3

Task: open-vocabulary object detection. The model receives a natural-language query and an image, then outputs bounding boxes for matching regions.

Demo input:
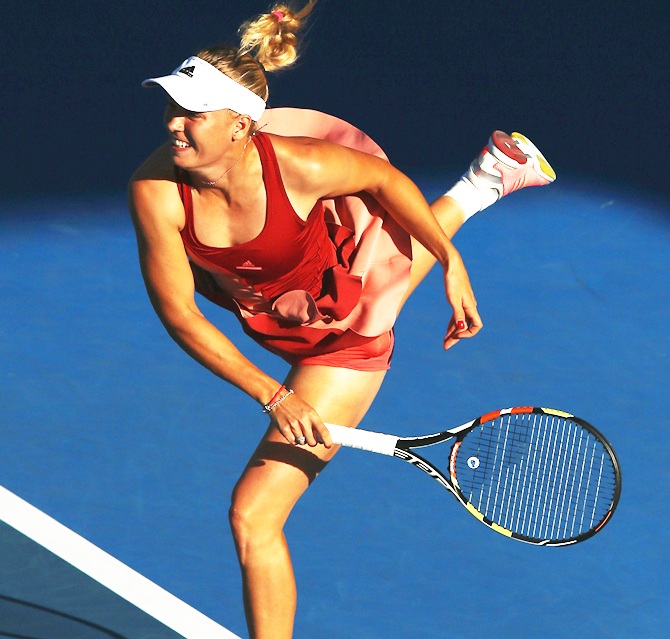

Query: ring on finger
[295,436,306,446]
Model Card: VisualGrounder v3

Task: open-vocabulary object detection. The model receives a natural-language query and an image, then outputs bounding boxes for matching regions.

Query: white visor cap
[142,56,266,121]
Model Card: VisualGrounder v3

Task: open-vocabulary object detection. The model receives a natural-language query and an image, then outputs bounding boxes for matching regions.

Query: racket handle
[325,423,398,457]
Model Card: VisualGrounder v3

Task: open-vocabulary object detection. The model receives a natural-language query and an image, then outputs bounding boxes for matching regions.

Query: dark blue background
[4,0,669,199]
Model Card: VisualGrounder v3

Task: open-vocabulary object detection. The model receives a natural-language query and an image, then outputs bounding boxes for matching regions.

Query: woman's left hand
[442,249,483,350]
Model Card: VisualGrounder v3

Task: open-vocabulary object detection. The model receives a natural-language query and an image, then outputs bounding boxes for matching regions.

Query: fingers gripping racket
[326,407,621,546]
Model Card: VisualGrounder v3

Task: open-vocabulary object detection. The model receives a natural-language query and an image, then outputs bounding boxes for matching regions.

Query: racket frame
[327,407,621,546]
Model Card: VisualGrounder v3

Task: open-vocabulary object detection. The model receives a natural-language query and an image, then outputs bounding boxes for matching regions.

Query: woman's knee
[228,477,292,559]
[229,500,272,560]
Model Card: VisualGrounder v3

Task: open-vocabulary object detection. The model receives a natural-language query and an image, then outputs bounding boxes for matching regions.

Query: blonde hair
[195,1,317,108]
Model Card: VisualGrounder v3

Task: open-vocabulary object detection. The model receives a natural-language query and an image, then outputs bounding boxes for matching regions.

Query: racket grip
[325,423,398,457]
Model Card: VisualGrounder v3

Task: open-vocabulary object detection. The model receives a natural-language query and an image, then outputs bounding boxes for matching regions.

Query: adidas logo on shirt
[236,260,262,271]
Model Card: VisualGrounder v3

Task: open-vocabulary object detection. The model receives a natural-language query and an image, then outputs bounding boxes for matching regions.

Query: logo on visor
[179,66,196,78]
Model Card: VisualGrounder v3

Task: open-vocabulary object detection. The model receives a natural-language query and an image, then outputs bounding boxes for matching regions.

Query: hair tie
[272,10,284,21]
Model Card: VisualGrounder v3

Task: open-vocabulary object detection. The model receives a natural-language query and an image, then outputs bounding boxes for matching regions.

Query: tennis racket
[326,407,621,546]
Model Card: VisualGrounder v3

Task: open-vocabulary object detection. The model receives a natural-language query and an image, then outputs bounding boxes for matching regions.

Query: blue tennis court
[1,175,667,637]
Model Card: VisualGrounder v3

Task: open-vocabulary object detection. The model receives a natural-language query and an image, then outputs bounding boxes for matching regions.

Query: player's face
[163,100,235,170]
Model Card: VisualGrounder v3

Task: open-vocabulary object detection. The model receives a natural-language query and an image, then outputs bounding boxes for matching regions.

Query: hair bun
[238,1,317,72]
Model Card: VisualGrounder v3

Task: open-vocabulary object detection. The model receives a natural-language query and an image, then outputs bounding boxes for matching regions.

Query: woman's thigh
[230,365,387,530]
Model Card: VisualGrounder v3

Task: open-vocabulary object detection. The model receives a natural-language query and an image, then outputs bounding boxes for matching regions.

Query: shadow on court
[0,522,179,639]
[0,178,668,638]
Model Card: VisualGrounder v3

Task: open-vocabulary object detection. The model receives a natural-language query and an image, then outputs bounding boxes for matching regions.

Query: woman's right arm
[127,162,333,448]
[127,173,280,408]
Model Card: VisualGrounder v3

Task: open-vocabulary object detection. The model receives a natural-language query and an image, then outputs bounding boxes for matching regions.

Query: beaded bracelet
[262,387,294,413]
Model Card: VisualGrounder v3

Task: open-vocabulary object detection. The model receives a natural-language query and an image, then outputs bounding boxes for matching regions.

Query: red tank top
[173,110,413,366]
[178,131,338,306]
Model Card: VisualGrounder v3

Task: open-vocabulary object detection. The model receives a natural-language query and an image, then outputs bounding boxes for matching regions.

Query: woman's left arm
[276,136,483,349]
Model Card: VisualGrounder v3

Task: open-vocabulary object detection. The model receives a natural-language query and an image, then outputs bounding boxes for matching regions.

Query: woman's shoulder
[266,132,343,175]
[130,143,176,185]
[128,144,185,229]
[264,133,337,200]
[267,131,388,196]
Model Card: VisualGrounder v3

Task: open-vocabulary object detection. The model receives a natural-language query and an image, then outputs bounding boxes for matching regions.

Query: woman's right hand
[268,390,333,448]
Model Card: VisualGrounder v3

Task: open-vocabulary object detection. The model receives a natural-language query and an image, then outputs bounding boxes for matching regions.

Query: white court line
[0,484,242,639]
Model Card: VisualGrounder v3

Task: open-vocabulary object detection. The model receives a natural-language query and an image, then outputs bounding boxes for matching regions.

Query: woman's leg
[403,130,556,304]
[230,364,387,639]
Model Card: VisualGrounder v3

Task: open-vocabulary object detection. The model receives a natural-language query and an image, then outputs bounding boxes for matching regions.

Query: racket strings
[454,413,617,542]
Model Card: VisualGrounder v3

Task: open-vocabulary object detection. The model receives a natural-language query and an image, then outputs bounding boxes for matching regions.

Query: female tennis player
[129,2,555,637]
